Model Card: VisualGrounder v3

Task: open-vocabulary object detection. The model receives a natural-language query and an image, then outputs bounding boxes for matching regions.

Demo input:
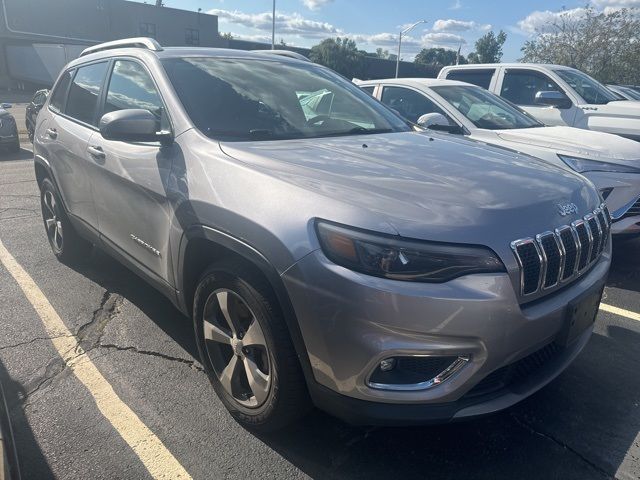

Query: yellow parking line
[600,303,640,322]
[0,239,191,480]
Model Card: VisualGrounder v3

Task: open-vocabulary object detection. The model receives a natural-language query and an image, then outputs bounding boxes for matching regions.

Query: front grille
[464,342,562,398]
[511,204,610,297]
[621,197,640,220]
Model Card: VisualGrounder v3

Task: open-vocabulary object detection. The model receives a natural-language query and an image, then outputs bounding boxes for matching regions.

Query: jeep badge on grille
[557,202,579,216]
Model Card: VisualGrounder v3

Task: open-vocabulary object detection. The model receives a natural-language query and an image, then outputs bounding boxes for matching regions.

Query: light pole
[271,0,276,50]
[395,19,426,78]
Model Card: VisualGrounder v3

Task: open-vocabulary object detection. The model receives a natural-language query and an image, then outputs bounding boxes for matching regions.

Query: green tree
[309,37,366,78]
[220,32,233,40]
[521,7,640,84]
[414,47,466,66]
[469,30,507,63]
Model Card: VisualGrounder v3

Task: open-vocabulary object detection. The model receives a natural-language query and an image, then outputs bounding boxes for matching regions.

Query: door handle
[46,128,57,139]
[87,145,105,160]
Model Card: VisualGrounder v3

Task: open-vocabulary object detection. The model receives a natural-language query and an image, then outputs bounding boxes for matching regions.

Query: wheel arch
[176,225,316,385]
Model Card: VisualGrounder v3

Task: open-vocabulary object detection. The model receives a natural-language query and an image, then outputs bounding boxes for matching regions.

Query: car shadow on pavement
[257,325,640,480]
[67,238,639,480]
[0,358,54,479]
[608,236,640,294]
[0,148,33,162]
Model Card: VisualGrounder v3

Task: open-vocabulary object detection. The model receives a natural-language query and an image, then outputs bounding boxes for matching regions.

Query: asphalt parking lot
[0,142,639,480]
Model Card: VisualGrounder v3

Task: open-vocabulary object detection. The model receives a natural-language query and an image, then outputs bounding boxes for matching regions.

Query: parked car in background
[356,78,640,236]
[34,38,611,431]
[607,84,640,101]
[0,104,19,153]
[26,90,49,142]
[438,64,640,142]
[0,378,20,480]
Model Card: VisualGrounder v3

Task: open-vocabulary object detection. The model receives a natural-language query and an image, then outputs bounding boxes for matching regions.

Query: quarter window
[49,71,72,113]
[380,86,451,124]
[65,62,108,125]
[501,69,564,106]
[360,86,375,95]
[445,69,495,90]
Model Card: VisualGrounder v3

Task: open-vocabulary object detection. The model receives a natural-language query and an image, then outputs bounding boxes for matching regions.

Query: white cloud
[421,32,467,48]
[210,9,340,38]
[592,0,640,7]
[516,7,588,34]
[432,19,491,32]
[449,0,463,10]
[302,0,334,9]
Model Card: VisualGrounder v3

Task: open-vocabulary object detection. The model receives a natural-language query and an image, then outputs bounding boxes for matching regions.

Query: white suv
[438,63,640,142]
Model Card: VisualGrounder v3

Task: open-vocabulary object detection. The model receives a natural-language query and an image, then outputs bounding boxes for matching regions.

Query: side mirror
[534,91,572,109]
[99,109,172,144]
[417,112,463,134]
[1,103,12,109]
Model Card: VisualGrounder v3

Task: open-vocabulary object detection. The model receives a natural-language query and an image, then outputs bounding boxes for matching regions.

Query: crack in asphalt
[0,334,73,350]
[510,413,613,479]
[22,291,124,406]
[97,343,204,372]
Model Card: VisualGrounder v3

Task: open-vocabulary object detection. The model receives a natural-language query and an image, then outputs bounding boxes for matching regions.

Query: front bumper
[586,171,640,235]
[283,246,610,424]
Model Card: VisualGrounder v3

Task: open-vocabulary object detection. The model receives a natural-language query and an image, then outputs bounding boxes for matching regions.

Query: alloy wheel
[202,289,272,408]
[43,190,63,251]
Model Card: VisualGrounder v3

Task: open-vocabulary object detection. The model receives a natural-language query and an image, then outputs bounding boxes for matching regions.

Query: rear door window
[49,71,72,113]
[65,62,109,126]
[500,69,564,106]
[445,69,496,90]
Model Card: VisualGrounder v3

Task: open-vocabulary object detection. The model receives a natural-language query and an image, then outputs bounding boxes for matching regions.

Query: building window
[185,28,200,46]
[140,22,156,39]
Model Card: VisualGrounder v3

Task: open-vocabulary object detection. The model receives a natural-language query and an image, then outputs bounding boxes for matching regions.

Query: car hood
[490,126,640,162]
[219,131,599,247]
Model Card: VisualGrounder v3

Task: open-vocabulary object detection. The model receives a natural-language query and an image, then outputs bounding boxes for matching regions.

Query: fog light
[379,358,396,372]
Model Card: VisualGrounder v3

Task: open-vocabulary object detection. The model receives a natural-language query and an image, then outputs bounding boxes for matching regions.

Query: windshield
[161,57,410,141]
[554,68,618,105]
[431,85,544,130]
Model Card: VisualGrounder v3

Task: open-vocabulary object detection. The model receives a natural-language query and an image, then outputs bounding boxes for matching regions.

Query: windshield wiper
[347,126,394,135]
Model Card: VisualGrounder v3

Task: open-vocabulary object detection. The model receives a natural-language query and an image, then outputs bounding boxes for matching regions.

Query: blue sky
[142,0,636,61]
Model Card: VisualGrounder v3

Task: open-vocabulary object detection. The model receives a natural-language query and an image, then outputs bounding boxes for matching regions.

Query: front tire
[193,262,310,431]
[39,178,91,264]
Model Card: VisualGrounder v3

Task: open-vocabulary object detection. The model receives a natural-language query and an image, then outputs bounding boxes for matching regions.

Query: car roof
[441,63,573,70]
[68,45,310,68]
[356,77,474,89]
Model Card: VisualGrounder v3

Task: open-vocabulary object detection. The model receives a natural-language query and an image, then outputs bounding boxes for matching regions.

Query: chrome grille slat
[511,203,609,297]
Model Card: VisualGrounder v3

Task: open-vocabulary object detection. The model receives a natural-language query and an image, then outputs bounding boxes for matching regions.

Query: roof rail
[251,50,310,62]
[80,37,163,57]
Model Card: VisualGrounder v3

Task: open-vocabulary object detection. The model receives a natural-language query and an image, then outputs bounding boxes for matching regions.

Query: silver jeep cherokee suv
[33,38,611,431]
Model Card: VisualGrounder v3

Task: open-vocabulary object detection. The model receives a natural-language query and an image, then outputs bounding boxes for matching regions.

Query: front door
[87,58,175,284]
[499,68,579,127]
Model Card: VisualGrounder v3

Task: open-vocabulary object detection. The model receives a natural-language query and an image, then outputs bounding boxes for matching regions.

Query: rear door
[88,58,175,284]
[497,68,579,127]
[42,62,109,230]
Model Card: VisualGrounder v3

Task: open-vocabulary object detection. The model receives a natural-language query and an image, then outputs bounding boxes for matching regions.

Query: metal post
[395,20,426,79]
[395,33,402,78]
[272,0,276,50]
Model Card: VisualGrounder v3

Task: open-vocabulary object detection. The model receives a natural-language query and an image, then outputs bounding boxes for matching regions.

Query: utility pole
[395,20,426,78]
[271,0,276,50]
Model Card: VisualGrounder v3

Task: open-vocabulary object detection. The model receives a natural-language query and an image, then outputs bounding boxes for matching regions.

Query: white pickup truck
[438,63,640,142]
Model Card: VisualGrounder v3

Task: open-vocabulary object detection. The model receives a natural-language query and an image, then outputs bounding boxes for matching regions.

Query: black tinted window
[162,57,409,141]
[445,69,495,89]
[381,86,451,124]
[50,71,72,113]
[66,62,108,125]
[501,69,563,106]
[104,60,166,129]
[360,86,375,94]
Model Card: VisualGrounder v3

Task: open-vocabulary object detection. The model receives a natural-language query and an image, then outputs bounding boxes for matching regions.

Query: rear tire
[193,261,310,432]
[39,178,91,264]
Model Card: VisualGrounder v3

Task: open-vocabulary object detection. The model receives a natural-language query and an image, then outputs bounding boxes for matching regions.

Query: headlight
[316,220,505,282]
[559,155,640,174]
